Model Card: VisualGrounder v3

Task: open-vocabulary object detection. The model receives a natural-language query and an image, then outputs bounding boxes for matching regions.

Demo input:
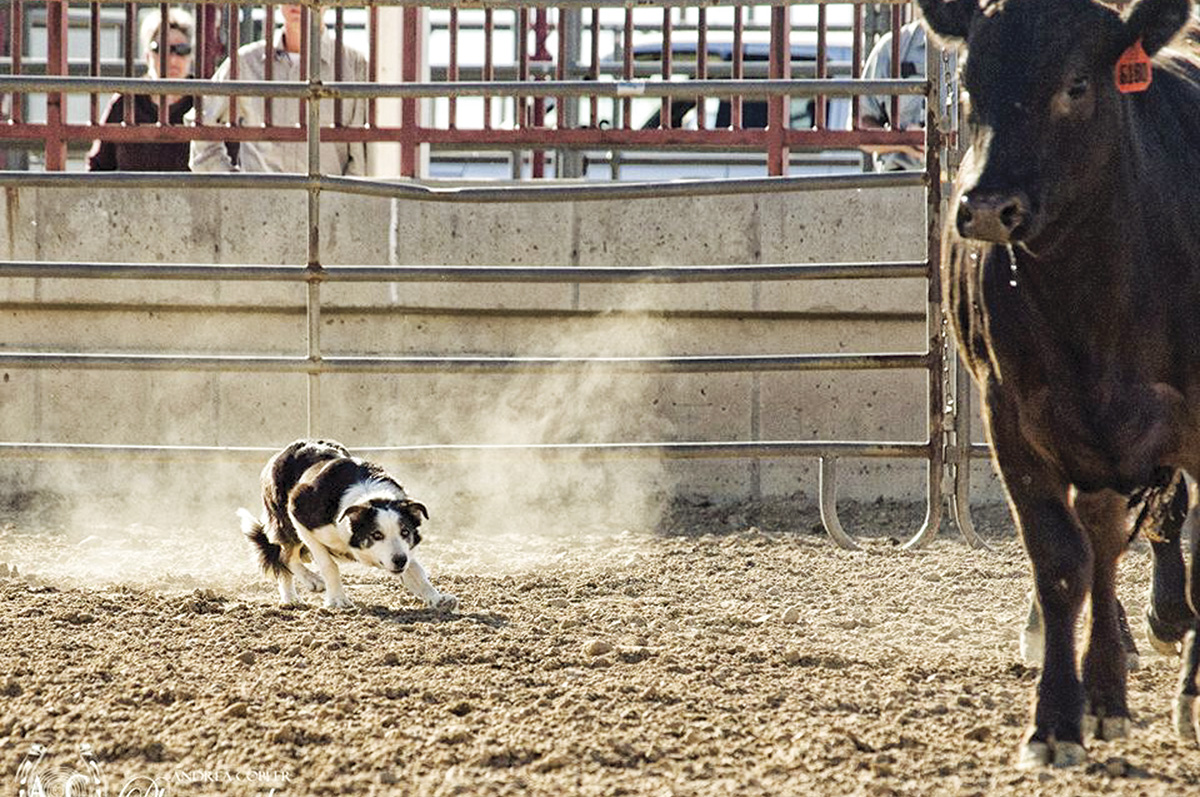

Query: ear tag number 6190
[1116,38,1152,94]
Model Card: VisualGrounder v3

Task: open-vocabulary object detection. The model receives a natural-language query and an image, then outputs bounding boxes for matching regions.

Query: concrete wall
[0,184,1001,531]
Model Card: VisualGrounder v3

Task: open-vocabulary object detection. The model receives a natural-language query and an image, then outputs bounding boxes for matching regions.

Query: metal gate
[0,0,988,549]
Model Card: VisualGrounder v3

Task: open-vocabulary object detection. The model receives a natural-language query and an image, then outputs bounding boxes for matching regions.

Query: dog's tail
[238,508,289,578]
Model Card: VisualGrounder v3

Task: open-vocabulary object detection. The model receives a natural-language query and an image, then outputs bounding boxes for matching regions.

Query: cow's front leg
[1075,490,1132,741]
[1019,502,1091,768]
[1021,592,1140,672]
[985,390,1089,768]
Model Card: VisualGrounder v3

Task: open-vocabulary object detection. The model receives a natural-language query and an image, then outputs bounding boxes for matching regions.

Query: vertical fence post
[44,0,68,170]
[531,8,551,178]
[0,3,10,169]
[767,4,790,176]
[558,6,584,178]
[306,4,325,437]
[902,24,948,549]
[400,6,422,177]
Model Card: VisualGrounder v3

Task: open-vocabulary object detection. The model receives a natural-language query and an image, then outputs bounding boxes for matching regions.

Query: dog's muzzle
[391,554,408,573]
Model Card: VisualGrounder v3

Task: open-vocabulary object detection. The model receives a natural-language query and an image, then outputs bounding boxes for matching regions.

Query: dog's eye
[371,530,384,541]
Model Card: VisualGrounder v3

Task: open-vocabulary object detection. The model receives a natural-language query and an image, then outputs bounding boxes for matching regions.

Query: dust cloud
[0,315,688,594]
[371,313,681,577]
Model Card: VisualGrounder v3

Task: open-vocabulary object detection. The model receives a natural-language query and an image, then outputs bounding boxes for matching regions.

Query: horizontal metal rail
[0,169,925,201]
[0,440,932,463]
[0,75,928,101]
[0,122,924,149]
[72,0,914,8]
[0,260,929,283]
[0,352,931,374]
[0,59,854,81]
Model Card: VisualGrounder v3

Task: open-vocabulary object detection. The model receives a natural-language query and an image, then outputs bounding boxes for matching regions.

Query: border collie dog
[239,439,457,611]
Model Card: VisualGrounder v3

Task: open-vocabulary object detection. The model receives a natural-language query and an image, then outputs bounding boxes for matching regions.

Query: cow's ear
[916,0,979,42]
[1123,0,1191,55]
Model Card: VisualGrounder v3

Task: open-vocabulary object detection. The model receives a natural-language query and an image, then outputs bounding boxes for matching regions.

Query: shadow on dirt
[360,603,509,628]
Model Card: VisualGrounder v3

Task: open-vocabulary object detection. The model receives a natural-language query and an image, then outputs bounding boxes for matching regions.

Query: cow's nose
[956,191,1030,242]
[392,554,408,572]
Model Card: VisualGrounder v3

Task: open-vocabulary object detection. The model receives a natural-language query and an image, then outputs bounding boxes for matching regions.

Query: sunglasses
[149,41,193,57]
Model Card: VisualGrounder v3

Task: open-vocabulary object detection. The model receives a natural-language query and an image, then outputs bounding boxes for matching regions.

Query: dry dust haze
[0,315,692,596]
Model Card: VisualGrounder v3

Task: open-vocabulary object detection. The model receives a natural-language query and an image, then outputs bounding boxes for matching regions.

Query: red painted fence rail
[0,1,924,177]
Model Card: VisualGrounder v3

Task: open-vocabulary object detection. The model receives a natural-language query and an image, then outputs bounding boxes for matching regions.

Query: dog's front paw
[296,568,325,593]
[323,594,356,611]
[430,593,458,612]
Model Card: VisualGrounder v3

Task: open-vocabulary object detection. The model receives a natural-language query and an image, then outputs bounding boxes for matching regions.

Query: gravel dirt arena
[2,498,1200,796]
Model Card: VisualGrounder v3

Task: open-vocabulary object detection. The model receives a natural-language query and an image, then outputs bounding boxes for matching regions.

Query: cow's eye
[1067,76,1089,100]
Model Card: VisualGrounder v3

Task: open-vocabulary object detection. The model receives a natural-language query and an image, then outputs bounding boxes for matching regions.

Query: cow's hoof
[1099,717,1129,740]
[1147,609,1187,656]
[1017,741,1051,769]
[1173,695,1197,741]
[1053,741,1087,767]
[1083,713,1130,741]
[1018,739,1086,769]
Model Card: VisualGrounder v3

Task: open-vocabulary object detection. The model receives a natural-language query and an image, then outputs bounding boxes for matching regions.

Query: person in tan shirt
[188,4,368,175]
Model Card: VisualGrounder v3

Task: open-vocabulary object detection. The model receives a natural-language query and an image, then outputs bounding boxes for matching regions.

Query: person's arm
[860,36,892,129]
[85,94,125,171]
[187,58,238,172]
[862,26,926,163]
[342,50,369,176]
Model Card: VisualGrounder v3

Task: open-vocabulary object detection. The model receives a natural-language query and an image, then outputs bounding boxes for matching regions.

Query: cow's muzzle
[956,191,1031,243]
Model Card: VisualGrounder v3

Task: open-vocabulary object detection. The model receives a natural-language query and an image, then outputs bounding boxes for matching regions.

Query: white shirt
[861,22,927,172]
[188,29,368,175]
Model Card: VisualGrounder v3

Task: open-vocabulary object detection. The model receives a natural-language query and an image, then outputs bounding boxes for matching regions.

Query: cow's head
[917,0,1192,245]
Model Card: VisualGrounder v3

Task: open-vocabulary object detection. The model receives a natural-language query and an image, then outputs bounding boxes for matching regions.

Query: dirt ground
[2,499,1200,796]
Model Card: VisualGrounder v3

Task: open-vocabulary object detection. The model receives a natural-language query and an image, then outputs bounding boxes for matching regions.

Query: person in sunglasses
[86,8,195,171]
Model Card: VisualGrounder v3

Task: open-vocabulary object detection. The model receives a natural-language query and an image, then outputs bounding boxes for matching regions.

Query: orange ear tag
[1115,38,1153,93]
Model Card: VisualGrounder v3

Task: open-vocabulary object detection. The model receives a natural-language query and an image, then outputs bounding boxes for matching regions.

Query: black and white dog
[239,439,457,611]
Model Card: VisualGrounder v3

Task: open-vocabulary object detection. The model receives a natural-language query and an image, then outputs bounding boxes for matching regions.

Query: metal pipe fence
[0,0,988,550]
[0,0,925,174]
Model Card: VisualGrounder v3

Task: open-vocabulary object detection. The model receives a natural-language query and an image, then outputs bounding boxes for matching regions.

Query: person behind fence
[188,4,368,175]
[860,21,926,172]
[86,8,195,171]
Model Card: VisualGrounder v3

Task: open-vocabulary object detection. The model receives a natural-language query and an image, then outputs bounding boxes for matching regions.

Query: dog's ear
[401,501,429,525]
[338,503,372,526]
